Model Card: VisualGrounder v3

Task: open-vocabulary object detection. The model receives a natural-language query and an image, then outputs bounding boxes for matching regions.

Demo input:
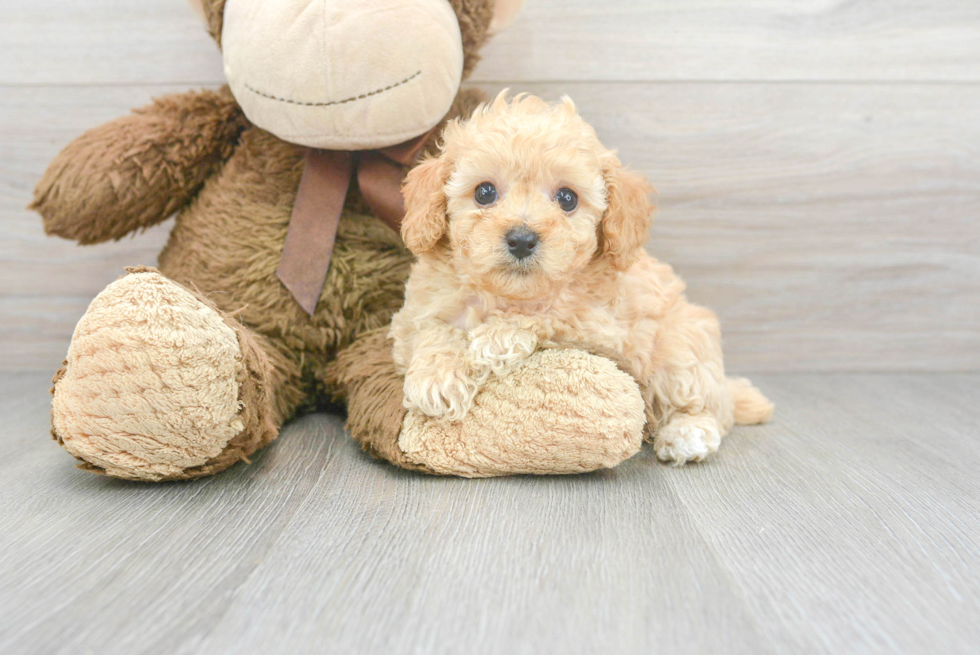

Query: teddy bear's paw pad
[654,415,722,466]
[398,348,646,477]
[51,270,247,481]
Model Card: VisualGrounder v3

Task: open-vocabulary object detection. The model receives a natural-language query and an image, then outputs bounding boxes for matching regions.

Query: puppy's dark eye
[555,187,578,212]
[475,182,497,206]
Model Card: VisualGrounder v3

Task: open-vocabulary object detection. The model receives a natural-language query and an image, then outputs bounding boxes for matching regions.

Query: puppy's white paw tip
[655,420,721,465]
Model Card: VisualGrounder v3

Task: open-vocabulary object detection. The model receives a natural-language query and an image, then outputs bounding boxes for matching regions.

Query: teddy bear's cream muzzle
[221,0,465,150]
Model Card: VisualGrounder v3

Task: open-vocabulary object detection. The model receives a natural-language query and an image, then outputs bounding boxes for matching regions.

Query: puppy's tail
[728,377,774,425]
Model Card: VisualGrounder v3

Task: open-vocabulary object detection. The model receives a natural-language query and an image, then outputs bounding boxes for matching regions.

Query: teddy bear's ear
[186,0,205,20]
[187,0,204,20]
[490,0,526,33]
[186,0,226,46]
[401,157,452,255]
[599,153,654,271]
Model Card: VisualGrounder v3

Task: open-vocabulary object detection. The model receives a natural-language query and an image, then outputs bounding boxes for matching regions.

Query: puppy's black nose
[505,227,539,261]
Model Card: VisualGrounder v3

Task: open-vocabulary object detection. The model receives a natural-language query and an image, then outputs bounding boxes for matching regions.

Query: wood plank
[0,85,183,372]
[1,372,979,654]
[190,436,773,654]
[1,0,225,86]
[0,373,341,655]
[4,0,980,85]
[479,0,980,83]
[3,83,978,372]
[667,373,980,653]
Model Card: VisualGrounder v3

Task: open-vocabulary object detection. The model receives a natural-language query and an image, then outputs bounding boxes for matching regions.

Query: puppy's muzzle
[505,227,539,261]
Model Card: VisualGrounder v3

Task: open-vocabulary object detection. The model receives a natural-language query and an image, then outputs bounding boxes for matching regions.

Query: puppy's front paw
[403,363,479,422]
[468,323,537,377]
[654,415,722,465]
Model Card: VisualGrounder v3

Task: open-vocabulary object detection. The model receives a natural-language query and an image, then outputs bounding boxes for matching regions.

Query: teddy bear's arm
[31,86,247,244]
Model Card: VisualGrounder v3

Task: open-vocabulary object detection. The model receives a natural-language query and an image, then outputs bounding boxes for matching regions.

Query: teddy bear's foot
[399,348,646,477]
[51,267,278,481]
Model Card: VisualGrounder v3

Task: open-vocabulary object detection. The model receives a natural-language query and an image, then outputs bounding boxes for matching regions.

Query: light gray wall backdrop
[2,0,979,372]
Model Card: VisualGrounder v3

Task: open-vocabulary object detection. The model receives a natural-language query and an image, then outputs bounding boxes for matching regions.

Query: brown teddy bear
[31,0,647,481]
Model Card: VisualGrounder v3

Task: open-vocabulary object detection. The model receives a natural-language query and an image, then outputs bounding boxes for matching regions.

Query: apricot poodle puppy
[390,93,773,464]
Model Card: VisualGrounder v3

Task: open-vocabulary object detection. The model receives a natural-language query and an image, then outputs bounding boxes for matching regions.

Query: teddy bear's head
[191,0,523,150]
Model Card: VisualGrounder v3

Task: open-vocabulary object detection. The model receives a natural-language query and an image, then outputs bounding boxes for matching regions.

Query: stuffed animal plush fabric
[32,0,647,481]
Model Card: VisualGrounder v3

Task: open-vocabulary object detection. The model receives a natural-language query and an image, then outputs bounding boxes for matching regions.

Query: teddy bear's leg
[323,329,435,473]
[326,330,647,477]
[50,267,303,481]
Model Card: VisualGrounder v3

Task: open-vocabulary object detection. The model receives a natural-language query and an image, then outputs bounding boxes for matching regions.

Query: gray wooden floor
[1,372,978,654]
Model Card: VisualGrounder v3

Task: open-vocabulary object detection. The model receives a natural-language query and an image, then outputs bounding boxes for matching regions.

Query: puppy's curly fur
[391,93,773,464]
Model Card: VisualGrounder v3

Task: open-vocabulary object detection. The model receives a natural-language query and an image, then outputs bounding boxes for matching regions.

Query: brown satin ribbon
[276,133,432,316]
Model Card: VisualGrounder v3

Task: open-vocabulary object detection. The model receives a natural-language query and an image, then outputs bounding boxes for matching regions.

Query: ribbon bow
[276,134,431,316]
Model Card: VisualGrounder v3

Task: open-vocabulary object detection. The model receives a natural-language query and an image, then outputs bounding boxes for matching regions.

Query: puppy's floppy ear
[401,156,451,255]
[600,154,654,271]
